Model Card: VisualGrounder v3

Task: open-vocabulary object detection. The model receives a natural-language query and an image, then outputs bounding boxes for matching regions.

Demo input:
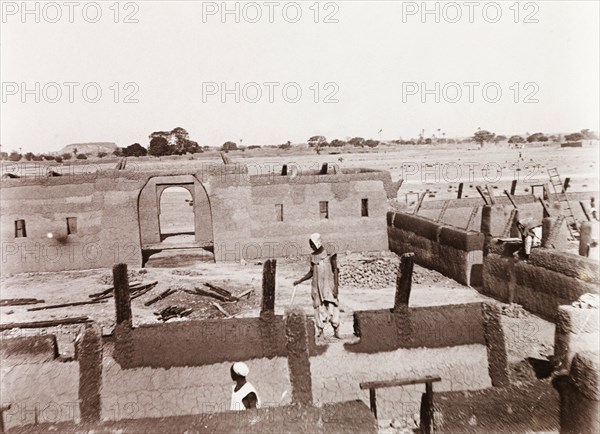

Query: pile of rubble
[339,256,399,288]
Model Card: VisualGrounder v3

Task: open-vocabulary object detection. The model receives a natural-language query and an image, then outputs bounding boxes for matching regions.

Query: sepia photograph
[0,1,599,432]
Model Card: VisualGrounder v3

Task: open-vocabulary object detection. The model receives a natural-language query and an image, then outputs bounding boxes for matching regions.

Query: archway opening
[159,186,195,243]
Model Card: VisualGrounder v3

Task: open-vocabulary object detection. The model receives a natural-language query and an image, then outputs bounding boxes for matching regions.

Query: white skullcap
[309,233,322,249]
[232,362,249,377]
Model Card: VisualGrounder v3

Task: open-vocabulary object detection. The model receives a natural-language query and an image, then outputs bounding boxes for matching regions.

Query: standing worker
[230,362,261,411]
[293,233,340,338]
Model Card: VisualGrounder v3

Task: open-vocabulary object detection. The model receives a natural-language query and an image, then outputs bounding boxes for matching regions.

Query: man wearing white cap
[230,362,261,411]
[293,233,340,338]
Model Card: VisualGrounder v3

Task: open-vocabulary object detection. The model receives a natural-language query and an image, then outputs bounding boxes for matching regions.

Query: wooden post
[580,201,592,221]
[113,263,131,326]
[510,179,517,195]
[285,308,313,405]
[563,177,570,192]
[414,192,426,214]
[394,253,414,310]
[0,404,11,434]
[457,182,464,199]
[421,381,434,434]
[475,186,489,205]
[485,184,497,205]
[75,323,102,423]
[539,197,551,218]
[369,388,377,419]
[261,259,276,316]
[579,222,593,257]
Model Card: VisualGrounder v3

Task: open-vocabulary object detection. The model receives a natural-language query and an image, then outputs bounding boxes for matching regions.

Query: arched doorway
[159,186,195,242]
[137,175,214,266]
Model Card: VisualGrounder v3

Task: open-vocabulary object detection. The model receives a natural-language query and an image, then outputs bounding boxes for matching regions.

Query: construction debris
[212,302,230,317]
[144,288,177,306]
[27,299,108,311]
[204,283,238,301]
[154,305,193,322]
[0,316,91,330]
[0,298,45,307]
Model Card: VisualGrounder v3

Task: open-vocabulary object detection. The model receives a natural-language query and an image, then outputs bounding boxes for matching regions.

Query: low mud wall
[555,306,600,371]
[482,241,600,321]
[387,212,484,286]
[553,351,600,434]
[347,302,509,387]
[113,316,321,369]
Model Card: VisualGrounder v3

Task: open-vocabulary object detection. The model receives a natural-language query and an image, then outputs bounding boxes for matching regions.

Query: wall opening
[361,198,369,217]
[14,220,26,238]
[319,201,329,219]
[275,204,284,222]
[159,186,195,243]
[66,217,77,235]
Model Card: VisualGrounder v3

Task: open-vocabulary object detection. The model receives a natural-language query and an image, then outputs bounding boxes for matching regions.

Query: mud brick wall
[348,302,509,387]
[387,212,484,286]
[553,351,600,434]
[1,166,393,272]
[482,241,600,321]
[555,306,600,371]
[432,381,559,433]
[0,334,58,363]
[113,316,321,369]
[1,359,80,430]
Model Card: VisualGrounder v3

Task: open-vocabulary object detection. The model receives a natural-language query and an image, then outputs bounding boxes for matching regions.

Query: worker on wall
[230,362,261,410]
[293,233,341,338]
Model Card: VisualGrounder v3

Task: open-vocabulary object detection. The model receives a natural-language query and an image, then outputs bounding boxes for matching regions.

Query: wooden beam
[369,388,377,419]
[113,263,131,326]
[475,186,489,205]
[27,299,107,311]
[457,182,464,199]
[503,190,518,209]
[360,375,442,390]
[485,184,497,205]
[0,316,91,330]
[580,201,592,221]
[414,192,426,214]
[539,197,551,218]
[510,179,518,195]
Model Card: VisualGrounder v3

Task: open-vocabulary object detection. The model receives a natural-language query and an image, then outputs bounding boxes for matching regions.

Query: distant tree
[24,152,34,161]
[112,148,124,157]
[308,136,327,147]
[248,145,261,150]
[565,132,584,142]
[76,154,87,160]
[221,141,238,152]
[580,129,598,140]
[473,130,495,146]
[365,139,380,148]
[527,132,548,143]
[61,153,72,160]
[123,143,147,157]
[8,152,22,161]
[508,135,525,144]
[424,138,432,145]
[55,156,63,163]
[0,152,8,160]
[72,147,78,156]
[348,137,365,147]
[278,143,291,150]
[42,155,55,161]
[148,137,171,156]
[97,152,107,158]
[330,139,346,147]
[32,154,43,161]
[495,135,507,143]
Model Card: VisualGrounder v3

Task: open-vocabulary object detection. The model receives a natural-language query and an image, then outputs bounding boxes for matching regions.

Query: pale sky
[1,0,599,153]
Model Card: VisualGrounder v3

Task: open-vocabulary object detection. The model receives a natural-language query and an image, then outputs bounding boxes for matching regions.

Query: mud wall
[554,306,600,370]
[0,335,80,430]
[387,212,484,286]
[482,241,600,321]
[113,316,321,369]
[0,172,144,274]
[1,165,392,272]
[347,302,509,387]
[553,351,600,434]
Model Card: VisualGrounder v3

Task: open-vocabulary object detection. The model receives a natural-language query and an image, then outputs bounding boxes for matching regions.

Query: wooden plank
[130,282,158,300]
[457,182,464,199]
[360,375,442,390]
[212,302,230,317]
[413,192,426,214]
[27,299,107,311]
[475,186,489,205]
[539,197,551,218]
[580,201,592,221]
[0,298,44,307]
[0,316,91,330]
[485,184,497,205]
[144,288,176,306]
[510,179,518,195]
[504,190,518,209]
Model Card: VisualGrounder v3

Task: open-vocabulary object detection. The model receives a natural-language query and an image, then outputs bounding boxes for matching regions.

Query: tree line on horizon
[1,128,597,162]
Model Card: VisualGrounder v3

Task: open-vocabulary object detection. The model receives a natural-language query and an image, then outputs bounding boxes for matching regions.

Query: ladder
[547,168,578,237]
